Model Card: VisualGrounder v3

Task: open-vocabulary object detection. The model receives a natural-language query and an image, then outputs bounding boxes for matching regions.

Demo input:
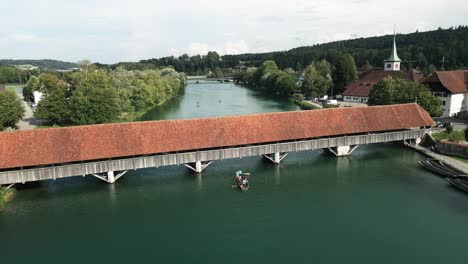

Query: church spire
[384,26,402,71]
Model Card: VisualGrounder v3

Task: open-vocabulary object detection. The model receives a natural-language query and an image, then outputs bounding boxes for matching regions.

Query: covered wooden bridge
[0,103,434,186]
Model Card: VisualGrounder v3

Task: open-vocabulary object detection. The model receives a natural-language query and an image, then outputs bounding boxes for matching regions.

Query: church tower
[384,32,402,71]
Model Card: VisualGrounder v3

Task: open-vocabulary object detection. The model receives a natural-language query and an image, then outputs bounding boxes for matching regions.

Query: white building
[423,71,468,117]
[33,90,43,106]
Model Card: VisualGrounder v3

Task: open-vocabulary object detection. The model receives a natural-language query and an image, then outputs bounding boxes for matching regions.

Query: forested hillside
[110,26,467,74]
[0,59,77,70]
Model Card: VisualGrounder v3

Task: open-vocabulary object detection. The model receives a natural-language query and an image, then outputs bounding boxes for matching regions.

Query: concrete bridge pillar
[185,161,213,173]
[263,152,288,164]
[92,171,127,184]
[328,145,359,157]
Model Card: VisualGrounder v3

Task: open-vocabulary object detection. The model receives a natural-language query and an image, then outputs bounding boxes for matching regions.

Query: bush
[446,124,454,134]
[448,130,465,142]
[433,130,465,142]
[465,128,468,142]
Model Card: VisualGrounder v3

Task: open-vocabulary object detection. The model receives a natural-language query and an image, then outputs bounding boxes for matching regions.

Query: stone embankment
[407,143,468,174]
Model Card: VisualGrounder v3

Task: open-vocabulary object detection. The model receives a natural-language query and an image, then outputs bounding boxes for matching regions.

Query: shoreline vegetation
[15,64,187,130]
[0,187,15,208]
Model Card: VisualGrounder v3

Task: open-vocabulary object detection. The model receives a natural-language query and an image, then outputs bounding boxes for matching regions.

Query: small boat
[235,170,250,191]
[446,177,468,194]
[418,159,463,178]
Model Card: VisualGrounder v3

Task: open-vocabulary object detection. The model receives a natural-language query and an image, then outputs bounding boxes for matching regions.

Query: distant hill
[112,26,468,74]
[0,59,77,70]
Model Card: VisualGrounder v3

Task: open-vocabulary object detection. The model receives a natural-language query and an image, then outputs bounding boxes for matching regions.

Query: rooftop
[342,69,422,97]
[423,70,468,94]
[0,104,433,170]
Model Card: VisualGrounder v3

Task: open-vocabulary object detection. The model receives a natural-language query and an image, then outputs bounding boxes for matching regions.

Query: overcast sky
[1,0,466,64]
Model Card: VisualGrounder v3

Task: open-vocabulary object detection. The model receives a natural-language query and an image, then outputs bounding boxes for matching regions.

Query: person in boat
[242,177,248,187]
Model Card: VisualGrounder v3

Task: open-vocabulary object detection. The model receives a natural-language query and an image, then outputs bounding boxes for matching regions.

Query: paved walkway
[407,143,468,174]
[16,101,43,131]
[304,100,323,109]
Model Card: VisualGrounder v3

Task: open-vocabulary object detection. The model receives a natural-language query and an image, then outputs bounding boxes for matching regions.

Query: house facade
[423,71,468,117]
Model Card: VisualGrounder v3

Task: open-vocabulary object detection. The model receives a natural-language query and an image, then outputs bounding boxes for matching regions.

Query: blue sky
[1,0,467,64]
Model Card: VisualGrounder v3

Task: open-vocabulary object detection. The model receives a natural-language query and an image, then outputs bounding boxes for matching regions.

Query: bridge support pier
[185,161,213,173]
[92,171,127,184]
[263,152,288,164]
[328,145,359,157]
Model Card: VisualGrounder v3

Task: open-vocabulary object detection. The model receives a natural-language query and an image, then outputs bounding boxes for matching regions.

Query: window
[387,64,391,68]
[442,101,446,106]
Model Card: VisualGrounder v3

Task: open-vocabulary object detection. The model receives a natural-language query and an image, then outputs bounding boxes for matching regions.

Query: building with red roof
[342,33,423,103]
[423,70,468,116]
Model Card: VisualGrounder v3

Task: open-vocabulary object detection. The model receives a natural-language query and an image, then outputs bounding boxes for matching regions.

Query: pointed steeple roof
[385,33,401,62]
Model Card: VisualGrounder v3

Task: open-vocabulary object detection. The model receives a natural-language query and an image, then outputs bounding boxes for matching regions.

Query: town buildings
[423,70,468,117]
[342,34,422,103]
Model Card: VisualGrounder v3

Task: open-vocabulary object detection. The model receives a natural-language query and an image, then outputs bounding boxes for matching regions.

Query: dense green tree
[333,54,358,95]
[35,88,70,124]
[0,90,25,130]
[315,60,332,77]
[38,73,67,93]
[368,77,442,116]
[283,67,296,76]
[273,71,296,96]
[214,67,223,78]
[69,70,121,125]
[302,65,331,97]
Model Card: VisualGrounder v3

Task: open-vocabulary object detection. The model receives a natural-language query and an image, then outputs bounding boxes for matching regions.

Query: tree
[69,70,121,125]
[368,77,442,116]
[274,71,296,96]
[368,77,396,105]
[302,65,331,97]
[315,60,332,77]
[0,90,25,130]
[35,87,70,124]
[37,73,67,94]
[283,67,296,76]
[214,67,223,78]
[333,54,358,94]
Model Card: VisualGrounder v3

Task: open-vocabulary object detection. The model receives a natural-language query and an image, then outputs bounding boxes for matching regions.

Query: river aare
[1,81,467,263]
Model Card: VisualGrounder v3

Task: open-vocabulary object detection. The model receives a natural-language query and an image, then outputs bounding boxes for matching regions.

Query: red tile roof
[342,69,422,97]
[423,71,468,94]
[0,104,434,170]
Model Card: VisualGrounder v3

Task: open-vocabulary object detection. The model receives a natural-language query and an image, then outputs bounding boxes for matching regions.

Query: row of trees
[0,64,37,84]
[28,66,186,125]
[233,61,296,97]
[233,54,358,98]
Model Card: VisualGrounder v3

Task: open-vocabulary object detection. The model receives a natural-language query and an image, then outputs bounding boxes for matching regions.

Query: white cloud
[1,0,467,63]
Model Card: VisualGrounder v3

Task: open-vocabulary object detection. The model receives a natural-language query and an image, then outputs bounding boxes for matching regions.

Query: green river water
[1,81,468,263]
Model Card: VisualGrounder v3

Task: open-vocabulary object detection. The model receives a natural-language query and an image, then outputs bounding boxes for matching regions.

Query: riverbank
[406,143,468,174]
[0,187,15,208]
[287,98,322,110]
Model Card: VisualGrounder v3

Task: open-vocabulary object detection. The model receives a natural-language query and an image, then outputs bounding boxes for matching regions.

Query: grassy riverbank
[432,130,465,142]
[0,187,15,208]
[290,99,320,110]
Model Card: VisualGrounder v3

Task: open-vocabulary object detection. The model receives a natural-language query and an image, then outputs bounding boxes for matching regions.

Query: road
[16,101,43,130]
